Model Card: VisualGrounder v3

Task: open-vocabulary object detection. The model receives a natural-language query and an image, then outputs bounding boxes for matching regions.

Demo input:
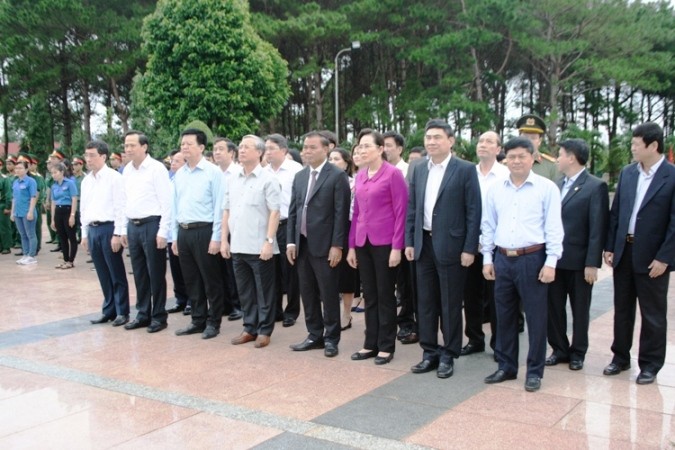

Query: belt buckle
[132,219,141,225]
[506,249,519,257]
[180,223,189,230]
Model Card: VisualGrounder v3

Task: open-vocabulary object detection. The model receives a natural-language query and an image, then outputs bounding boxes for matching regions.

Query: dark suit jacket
[557,170,609,270]
[405,156,481,264]
[606,160,675,273]
[287,162,351,258]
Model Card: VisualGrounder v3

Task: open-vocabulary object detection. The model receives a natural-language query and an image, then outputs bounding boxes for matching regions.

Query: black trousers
[167,243,189,307]
[218,253,241,315]
[127,217,167,324]
[494,248,548,378]
[54,205,78,262]
[88,222,130,318]
[416,233,467,363]
[548,268,592,361]
[275,220,300,320]
[396,257,417,332]
[611,242,669,374]
[297,236,341,344]
[356,241,397,353]
[177,226,224,329]
[233,253,276,336]
[464,253,496,349]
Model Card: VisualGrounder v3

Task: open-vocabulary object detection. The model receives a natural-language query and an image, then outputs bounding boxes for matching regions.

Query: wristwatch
[265,237,274,244]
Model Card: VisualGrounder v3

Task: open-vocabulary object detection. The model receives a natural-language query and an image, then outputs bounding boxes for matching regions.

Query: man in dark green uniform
[72,155,85,242]
[0,158,12,254]
[516,114,560,181]
[5,155,21,250]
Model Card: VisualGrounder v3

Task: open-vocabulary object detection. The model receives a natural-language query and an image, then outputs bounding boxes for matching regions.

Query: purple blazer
[349,161,408,249]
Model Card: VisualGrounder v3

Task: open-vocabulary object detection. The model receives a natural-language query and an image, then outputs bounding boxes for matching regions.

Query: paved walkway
[0,245,674,449]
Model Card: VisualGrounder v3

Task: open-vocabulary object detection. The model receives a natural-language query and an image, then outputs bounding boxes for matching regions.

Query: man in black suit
[405,119,481,379]
[603,122,675,385]
[287,131,351,358]
[546,139,609,370]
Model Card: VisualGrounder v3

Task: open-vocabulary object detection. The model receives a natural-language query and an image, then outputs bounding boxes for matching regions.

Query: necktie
[561,177,574,199]
[301,170,318,236]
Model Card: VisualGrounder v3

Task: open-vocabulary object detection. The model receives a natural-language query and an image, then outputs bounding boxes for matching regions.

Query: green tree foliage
[139,0,290,140]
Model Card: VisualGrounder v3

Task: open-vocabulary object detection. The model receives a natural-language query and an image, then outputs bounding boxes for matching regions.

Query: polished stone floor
[1,242,674,449]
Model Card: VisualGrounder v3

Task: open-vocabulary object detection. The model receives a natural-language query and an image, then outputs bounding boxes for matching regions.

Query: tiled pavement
[1,244,674,449]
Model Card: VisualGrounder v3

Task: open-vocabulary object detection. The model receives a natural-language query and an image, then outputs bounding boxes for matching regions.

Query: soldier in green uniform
[516,114,560,181]
[5,155,21,250]
[0,158,13,254]
[71,155,85,242]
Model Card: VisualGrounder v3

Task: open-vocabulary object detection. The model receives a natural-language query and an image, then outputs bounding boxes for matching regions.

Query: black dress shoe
[324,342,339,357]
[182,306,192,316]
[569,360,584,371]
[636,371,656,385]
[411,359,439,374]
[50,247,62,252]
[228,309,243,321]
[202,326,220,339]
[166,305,185,314]
[290,338,324,351]
[397,327,413,340]
[124,319,150,330]
[484,369,517,384]
[545,354,569,366]
[400,332,419,345]
[90,315,113,324]
[351,350,377,360]
[175,323,205,336]
[147,322,168,333]
[374,353,394,365]
[437,362,454,378]
[282,318,296,327]
[603,362,631,376]
[525,376,541,392]
[460,342,485,356]
[111,315,129,327]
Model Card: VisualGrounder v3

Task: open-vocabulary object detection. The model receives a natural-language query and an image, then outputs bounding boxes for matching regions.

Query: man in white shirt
[462,131,509,357]
[265,134,303,327]
[120,131,172,333]
[81,140,130,327]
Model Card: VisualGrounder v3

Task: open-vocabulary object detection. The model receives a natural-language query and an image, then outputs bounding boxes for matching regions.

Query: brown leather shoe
[231,332,257,345]
[254,335,270,348]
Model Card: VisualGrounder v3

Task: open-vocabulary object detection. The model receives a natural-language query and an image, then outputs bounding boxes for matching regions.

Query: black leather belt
[179,222,212,230]
[130,216,160,226]
[626,234,634,243]
[498,244,545,257]
[279,219,288,225]
[55,204,72,208]
[423,229,432,237]
[89,221,113,227]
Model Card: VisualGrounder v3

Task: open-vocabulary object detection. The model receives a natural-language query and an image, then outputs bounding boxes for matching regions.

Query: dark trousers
[548,268,592,361]
[416,233,467,363]
[88,222,130,318]
[35,205,42,253]
[46,204,57,241]
[127,218,167,324]
[494,249,548,378]
[356,241,397,353]
[396,257,417,332]
[464,253,496,349]
[232,253,276,336]
[54,205,78,262]
[0,211,11,251]
[297,236,341,344]
[218,254,241,315]
[611,243,669,374]
[275,220,300,320]
[168,244,189,307]
[177,226,224,329]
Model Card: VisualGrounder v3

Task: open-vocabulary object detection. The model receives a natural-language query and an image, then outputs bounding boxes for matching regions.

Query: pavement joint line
[0,355,431,450]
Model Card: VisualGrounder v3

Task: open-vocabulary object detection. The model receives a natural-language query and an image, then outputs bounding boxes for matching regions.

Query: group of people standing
[4,114,673,393]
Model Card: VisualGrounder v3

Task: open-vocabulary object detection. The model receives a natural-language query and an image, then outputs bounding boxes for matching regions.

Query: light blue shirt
[481,171,564,268]
[172,157,223,242]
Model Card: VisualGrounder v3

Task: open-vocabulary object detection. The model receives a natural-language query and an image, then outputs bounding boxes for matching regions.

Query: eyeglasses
[356,143,378,150]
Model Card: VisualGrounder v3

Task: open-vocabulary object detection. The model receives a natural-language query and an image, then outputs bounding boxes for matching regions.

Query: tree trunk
[82,83,91,141]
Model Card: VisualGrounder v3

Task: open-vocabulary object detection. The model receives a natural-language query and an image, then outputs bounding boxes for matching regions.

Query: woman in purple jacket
[347,129,408,365]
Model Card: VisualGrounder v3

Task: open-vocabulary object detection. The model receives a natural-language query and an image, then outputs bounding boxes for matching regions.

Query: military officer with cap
[516,114,559,181]
[0,157,12,254]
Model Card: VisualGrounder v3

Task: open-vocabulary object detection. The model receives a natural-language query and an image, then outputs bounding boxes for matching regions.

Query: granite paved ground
[1,242,674,449]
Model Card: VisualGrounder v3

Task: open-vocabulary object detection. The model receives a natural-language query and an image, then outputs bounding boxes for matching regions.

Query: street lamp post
[334,41,360,143]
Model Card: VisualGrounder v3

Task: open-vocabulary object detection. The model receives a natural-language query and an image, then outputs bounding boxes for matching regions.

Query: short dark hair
[170,149,181,157]
[124,130,149,151]
[86,140,109,156]
[559,138,589,165]
[409,146,424,155]
[424,119,454,137]
[633,122,664,154]
[319,130,338,147]
[303,131,331,148]
[181,128,207,147]
[288,148,302,165]
[15,160,29,169]
[383,131,405,148]
[503,137,534,155]
[265,133,289,152]
[356,128,384,147]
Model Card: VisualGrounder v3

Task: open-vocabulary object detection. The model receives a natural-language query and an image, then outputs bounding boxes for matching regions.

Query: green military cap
[72,155,85,165]
[50,149,66,160]
[110,151,122,161]
[516,114,547,135]
[6,154,17,164]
